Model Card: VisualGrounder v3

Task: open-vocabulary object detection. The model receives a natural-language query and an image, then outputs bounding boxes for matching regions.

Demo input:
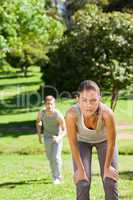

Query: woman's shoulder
[65,104,79,119]
[100,102,114,121]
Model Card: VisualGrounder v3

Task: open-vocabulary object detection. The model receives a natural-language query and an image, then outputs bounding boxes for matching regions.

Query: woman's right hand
[104,166,119,182]
[73,168,89,185]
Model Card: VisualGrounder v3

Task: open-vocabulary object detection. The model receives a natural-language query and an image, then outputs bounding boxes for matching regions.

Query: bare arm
[57,117,66,139]
[103,108,116,169]
[65,108,88,183]
[36,112,43,143]
[103,107,118,181]
[53,115,66,143]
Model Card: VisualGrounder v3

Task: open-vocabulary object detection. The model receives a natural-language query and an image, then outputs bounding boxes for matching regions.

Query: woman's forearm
[103,108,117,170]
[104,143,115,169]
[70,141,85,172]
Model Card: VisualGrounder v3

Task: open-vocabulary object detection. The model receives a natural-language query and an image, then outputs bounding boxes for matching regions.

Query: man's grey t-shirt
[40,109,64,139]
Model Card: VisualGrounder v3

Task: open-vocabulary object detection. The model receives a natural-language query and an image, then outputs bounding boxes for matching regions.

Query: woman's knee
[76,180,91,200]
[104,177,118,191]
[77,179,91,190]
[104,177,119,200]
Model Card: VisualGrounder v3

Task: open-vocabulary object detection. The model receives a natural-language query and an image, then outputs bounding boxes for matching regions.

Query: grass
[0,66,132,125]
[114,100,133,124]
[0,135,133,155]
[0,154,133,200]
[0,66,133,200]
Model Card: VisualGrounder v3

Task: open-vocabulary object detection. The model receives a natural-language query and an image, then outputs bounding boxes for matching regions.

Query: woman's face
[78,89,100,117]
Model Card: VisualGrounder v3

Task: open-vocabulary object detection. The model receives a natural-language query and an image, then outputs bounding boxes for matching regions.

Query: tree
[0,36,9,66]
[0,0,64,75]
[42,5,133,110]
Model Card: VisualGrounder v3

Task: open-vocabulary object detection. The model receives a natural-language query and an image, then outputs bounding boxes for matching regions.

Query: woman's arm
[65,108,89,184]
[103,107,119,181]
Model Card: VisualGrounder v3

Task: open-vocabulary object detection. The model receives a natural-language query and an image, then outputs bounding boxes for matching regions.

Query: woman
[65,80,119,200]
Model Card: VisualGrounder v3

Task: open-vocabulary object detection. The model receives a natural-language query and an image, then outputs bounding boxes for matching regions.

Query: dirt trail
[117,124,133,139]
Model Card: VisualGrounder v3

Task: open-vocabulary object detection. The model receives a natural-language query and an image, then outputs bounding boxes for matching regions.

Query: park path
[117,124,133,140]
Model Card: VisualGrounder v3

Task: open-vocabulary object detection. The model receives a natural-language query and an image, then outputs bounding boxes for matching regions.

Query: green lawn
[0,135,133,156]
[0,66,132,125]
[0,67,133,200]
[0,154,133,200]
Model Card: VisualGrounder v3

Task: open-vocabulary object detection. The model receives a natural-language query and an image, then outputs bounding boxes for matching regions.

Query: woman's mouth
[86,109,92,112]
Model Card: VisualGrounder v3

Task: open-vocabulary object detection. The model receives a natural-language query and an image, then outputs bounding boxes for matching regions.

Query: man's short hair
[45,95,55,103]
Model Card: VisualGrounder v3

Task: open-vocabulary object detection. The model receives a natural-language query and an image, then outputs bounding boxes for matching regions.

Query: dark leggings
[73,141,119,200]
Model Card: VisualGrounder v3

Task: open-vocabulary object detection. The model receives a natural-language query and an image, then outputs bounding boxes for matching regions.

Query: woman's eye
[90,100,97,104]
[82,99,87,102]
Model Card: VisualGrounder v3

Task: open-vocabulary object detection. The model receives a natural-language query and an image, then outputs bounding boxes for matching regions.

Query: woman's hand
[74,168,89,185]
[104,166,119,182]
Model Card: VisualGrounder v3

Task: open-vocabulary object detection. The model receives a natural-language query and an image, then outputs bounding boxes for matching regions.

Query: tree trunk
[110,86,119,111]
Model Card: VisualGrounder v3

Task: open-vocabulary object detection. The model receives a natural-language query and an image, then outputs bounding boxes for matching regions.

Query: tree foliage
[43,5,133,109]
[0,0,64,74]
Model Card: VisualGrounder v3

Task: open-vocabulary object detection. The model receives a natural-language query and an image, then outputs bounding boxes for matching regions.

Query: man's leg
[51,140,63,180]
[73,142,92,200]
[44,138,55,178]
[96,141,119,200]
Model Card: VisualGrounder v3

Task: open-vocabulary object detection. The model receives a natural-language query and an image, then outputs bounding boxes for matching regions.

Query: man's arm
[36,112,43,144]
[58,116,66,139]
[53,115,66,143]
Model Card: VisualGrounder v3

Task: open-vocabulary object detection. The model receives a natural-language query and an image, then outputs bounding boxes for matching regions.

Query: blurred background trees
[42,4,133,109]
[0,0,132,109]
[0,0,63,76]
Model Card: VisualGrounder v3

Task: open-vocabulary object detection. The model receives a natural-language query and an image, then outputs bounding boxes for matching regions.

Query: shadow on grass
[118,90,133,100]
[0,69,40,80]
[0,178,52,189]
[0,74,35,80]
[0,80,41,89]
[0,91,42,115]
[91,171,133,180]
[0,120,36,137]
[119,171,133,180]
[119,95,133,100]
[120,194,133,199]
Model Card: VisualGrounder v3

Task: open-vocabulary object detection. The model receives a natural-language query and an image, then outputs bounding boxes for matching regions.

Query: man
[36,95,66,184]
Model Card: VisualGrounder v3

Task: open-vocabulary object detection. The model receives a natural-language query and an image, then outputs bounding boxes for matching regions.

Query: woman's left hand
[104,166,119,182]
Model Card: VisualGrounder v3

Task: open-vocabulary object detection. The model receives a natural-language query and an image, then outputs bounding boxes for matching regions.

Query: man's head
[44,95,56,112]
